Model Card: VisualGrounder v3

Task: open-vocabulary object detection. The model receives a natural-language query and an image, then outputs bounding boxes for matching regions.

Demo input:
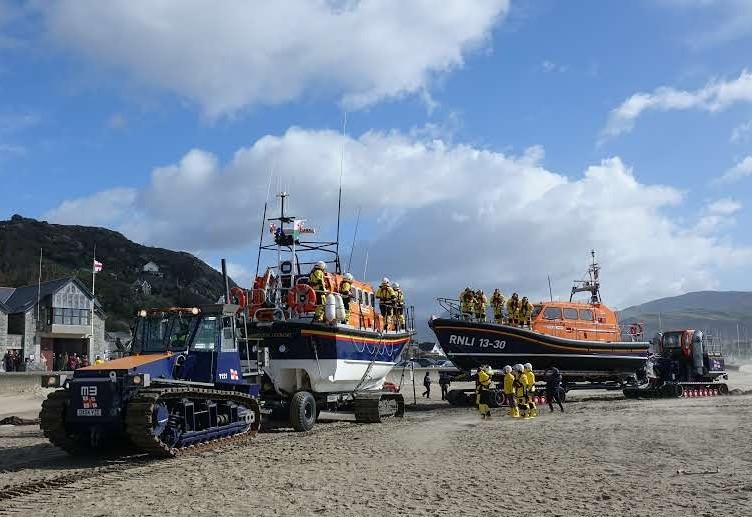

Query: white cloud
[44,127,752,317]
[539,60,568,73]
[602,69,752,140]
[107,113,127,130]
[715,155,752,184]
[36,0,508,117]
[694,197,742,234]
[706,197,742,215]
[655,0,752,46]
[0,112,40,133]
[0,143,25,157]
[225,262,252,289]
[731,120,752,143]
[43,187,137,227]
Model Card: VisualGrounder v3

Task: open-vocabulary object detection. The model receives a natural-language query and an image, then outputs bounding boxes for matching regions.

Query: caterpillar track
[39,386,260,458]
[124,387,260,457]
[353,392,405,423]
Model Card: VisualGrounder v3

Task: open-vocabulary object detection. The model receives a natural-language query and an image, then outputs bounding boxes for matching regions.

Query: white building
[0,278,106,369]
[142,261,160,273]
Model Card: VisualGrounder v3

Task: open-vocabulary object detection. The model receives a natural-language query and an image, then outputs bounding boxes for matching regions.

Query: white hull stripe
[447,352,645,360]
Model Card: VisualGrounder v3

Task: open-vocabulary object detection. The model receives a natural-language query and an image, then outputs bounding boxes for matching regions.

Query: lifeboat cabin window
[370,293,375,307]
[542,307,562,320]
[531,305,543,319]
[563,308,578,320]
[356,288,363,305]
[579,309,594,321]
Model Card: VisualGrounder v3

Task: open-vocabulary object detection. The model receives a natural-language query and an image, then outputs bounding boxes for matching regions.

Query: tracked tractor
[39,262,261,457]
[623,329,729,399]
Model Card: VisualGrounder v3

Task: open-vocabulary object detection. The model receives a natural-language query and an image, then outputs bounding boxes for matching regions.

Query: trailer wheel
[490,389,504,408]
[290,391,317,432]
[446,390,469,406]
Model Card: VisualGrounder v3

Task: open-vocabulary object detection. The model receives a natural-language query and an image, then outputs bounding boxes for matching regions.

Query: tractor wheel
[289,391,317,432]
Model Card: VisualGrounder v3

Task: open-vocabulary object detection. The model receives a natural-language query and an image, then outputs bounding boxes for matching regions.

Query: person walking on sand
[422,371,431,398]
[439,371,451,400]
[546,367,565,412]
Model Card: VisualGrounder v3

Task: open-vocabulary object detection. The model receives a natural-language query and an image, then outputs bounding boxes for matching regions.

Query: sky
[2,0,752,335]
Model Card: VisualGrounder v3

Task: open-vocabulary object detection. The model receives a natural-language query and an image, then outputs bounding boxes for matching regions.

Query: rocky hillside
[618,291,752,344]
[0,215,233,331]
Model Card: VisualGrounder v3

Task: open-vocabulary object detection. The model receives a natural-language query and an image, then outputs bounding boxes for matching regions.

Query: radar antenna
[570,249,601,304]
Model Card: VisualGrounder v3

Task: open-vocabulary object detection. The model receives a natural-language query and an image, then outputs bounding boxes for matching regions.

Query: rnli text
[449,335,506,349]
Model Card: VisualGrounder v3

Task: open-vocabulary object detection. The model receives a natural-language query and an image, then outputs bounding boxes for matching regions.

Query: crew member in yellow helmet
[523,362,537,417]
[476,365,493,419]
[502,365,517,417]
[513,363,527,418]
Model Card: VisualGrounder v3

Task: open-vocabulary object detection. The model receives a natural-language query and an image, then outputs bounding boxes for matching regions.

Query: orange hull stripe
[301,329,409,344]
[434,326,646,353]
[80,353,171,371]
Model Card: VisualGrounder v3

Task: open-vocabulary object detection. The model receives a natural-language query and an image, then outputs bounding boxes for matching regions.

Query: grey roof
[0,287,14,304]
[1,277,102,314]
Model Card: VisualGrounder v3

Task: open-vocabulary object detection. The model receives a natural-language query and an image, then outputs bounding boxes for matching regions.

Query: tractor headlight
[127,373,151,387]
[41,374,66,388]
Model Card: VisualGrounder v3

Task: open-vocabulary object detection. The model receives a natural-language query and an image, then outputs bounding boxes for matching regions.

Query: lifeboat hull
[429,318,649,382]
[247,321,410,394]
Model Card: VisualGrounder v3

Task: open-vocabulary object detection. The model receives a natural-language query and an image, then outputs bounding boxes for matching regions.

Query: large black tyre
[289,391,317,432]
[489,389,504,408]
[446,389,470,406]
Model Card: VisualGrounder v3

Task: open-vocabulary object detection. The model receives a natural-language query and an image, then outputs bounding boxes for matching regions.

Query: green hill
[0,215,233,331]
[618,291,752,349]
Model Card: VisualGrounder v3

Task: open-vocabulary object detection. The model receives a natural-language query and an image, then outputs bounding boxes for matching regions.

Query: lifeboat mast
[570,249,601,304]
[260,192,342,289]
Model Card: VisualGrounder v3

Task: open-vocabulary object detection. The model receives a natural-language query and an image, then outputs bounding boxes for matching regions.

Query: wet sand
[1,368,752,516]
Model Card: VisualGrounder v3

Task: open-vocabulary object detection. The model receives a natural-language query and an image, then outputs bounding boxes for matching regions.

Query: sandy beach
[1,368,751,516]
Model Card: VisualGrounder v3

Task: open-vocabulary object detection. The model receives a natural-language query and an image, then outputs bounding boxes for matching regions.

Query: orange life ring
[250,279,266,305]
[230,287,246,313]
[287,284,317,314]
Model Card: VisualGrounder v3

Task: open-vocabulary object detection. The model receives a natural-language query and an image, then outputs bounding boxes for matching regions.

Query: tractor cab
[130,305,252,389]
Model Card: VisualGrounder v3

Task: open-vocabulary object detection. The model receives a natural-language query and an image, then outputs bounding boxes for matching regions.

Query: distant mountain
[0,215,233,332]
[618,291,752,342]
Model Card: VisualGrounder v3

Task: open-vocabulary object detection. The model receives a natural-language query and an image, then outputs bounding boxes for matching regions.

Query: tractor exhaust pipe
[221,258,230,304]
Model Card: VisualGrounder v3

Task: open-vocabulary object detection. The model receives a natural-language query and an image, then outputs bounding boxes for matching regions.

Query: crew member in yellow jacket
[507,293,520,326]
[476,365,493,419]
[491,289,505,324]
[309,261,328,322]
[502,365,517,417]
[523,362,537,417]
[513,363,527,418]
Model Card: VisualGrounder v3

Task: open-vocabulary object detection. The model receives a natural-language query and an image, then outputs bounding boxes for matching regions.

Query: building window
[53,308,91,326]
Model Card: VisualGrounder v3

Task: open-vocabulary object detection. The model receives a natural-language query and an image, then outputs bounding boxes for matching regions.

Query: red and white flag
[93,259,103,273]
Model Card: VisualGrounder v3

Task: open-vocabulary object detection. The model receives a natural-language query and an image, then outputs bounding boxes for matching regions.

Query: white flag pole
[91,244,96,350]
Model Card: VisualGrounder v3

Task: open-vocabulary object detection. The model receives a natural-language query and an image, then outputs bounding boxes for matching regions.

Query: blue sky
[2,0,752,317]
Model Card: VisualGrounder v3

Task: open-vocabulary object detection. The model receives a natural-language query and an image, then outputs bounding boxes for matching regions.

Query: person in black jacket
[546,367,565,412]
[422,371,431,398]
[438,371,451,400]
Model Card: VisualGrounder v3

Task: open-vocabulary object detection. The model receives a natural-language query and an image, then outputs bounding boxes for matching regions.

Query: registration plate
[76,408,101,416]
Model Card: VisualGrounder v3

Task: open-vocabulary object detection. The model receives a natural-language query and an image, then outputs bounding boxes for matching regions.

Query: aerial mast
[570,249,601,304]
